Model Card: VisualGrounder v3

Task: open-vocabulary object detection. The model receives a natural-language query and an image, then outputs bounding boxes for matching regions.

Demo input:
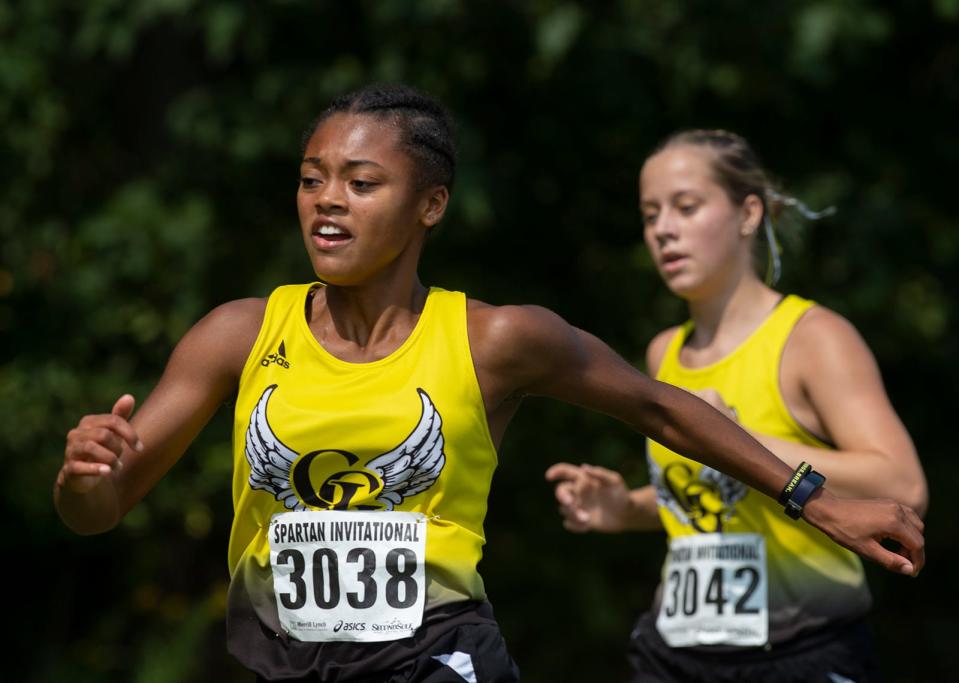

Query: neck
[316,270,429,351]
[685,273,780,349]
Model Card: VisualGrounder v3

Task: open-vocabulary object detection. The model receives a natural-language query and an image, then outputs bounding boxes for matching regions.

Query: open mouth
[312,223,353,248]
[660,253,687,272]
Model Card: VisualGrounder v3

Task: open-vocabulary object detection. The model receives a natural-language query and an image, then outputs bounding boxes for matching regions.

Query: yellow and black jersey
[647,295,871,645]
[227,283,498,651]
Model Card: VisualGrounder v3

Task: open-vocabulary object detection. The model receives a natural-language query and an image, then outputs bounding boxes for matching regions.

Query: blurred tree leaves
[3,1,955,681]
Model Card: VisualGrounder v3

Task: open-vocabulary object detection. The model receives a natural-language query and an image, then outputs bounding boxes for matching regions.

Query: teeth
[317,225,346,236]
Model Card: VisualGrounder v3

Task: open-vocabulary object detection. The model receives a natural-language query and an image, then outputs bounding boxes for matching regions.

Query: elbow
[904,479,929,519]
[890,469,928,518]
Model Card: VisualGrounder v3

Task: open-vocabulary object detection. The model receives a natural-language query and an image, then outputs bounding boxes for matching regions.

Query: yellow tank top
[648,295,871,644]
[227,284,498,637]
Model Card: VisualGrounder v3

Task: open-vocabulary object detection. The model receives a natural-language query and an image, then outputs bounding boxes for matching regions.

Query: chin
[310,263,377,288]
[661,271,693,292]
[312,271,354,287]
[662,275,706,301]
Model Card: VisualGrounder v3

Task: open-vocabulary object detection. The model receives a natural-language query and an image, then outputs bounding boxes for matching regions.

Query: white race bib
[655,533,767,647]
[268,510,427,642]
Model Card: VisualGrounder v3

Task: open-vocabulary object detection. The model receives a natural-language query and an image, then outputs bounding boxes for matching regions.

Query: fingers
[65,431,125,467]
[805,494,926,578]
[78,396,143,454]
[581,464,625,487]
[111,394,143,451]
[555,480,593,526]
[545,462,583,483]
[62,457,115,478]
[546,463,594,508]
[62,395,143,486]
[863,538,916,576]
[547,464,597,529]
[889,504,925,575]
[112,393,136,420]
[852,502,925,577]
[903,505,925,533]
[554,480,577,507]
[73,416,141,457]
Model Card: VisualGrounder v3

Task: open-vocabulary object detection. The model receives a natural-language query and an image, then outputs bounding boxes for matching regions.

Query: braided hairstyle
[302,84,457,192]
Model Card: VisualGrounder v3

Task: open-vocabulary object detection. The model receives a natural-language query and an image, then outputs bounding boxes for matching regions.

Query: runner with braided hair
[55,95,924,682]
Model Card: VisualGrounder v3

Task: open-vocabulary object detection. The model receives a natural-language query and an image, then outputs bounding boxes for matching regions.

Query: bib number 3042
[655,533,768,647]
[269,510,427,642]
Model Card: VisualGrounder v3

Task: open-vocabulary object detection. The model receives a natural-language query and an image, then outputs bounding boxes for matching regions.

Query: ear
[739,193,764,237]
[420,186,450,228]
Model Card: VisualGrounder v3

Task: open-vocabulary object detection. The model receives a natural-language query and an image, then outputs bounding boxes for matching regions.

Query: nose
[315,179,347,213]
[649,208,677,243]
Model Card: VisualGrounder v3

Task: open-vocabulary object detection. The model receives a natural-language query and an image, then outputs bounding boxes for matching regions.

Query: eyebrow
[300,156,386,171]
[641,190,699,204]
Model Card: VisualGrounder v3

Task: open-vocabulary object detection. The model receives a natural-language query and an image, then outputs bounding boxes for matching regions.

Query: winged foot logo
[244,385,446,511]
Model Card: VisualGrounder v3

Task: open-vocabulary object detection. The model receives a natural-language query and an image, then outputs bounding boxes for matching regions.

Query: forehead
[640,145,719,196]
[303,113,406,165]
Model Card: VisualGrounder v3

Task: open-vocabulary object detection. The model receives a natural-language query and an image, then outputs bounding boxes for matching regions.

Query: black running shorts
[245,601,520,682]
[627,610,881,683]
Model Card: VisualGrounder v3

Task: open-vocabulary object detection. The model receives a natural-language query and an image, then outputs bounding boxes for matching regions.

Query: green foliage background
[3,1,956,680]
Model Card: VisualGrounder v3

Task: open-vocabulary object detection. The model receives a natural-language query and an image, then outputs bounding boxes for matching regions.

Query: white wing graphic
[699,465,748,508]
[364,388,446,510]
[244,384,304,511]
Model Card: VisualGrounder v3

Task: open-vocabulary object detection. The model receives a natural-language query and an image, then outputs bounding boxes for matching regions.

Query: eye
[678,201,700,216]
[350,179,379,192]
[642,212,658,226]
[299,176,322,189]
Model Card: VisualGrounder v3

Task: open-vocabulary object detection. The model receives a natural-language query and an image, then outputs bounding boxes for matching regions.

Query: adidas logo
[261,340,291,369]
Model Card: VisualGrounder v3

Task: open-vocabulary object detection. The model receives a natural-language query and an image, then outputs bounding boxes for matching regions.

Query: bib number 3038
[655,533,768,647]
[269,510,427,642]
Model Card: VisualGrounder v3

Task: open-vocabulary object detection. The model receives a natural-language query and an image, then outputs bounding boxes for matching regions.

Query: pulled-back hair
[302,84,457,192]
[654,129,783,221]
[653,129,834,284]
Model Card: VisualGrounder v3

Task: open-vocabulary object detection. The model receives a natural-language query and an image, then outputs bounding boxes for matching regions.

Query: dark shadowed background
[3,1,956,681]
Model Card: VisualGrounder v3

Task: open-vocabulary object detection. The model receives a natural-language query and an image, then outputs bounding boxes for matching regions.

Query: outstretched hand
[802,489,925,576]
[58,394,143,494]
[545,462,632,533]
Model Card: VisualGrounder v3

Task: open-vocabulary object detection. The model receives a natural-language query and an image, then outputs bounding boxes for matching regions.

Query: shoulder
[789,304,870,359]
[467,298,573,347]
[785,303,879,383]
[466,298,590,393]
[192,297,267,340]
[466,298,586,369]
[171,297,268,376]
[645,325,682,376]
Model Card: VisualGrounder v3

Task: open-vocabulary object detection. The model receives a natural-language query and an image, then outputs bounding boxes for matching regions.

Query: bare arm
[472,304,924,575]
[687,308,926,515]
[777,307,926,514]
[54,298,265,534]
[544,463,662,532]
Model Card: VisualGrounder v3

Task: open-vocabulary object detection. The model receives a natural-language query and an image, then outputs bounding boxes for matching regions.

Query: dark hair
[302,84,457,192]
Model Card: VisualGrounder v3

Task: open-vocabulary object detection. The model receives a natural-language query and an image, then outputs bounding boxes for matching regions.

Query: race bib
[269,510,427,642]
[656,533,767,647]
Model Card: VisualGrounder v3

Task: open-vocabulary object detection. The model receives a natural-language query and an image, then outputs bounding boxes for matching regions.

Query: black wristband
[783,469,826,519]
[778,462,812,505]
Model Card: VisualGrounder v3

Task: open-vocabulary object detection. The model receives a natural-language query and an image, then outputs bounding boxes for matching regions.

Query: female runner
[547,129,927,683]
[55,90,923,683]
